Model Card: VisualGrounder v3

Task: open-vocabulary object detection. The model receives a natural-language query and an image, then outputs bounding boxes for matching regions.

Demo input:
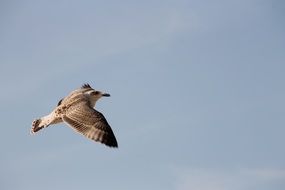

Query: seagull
[31,83,118,148]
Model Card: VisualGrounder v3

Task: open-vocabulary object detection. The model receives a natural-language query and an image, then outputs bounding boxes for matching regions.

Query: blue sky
[0,0,284,189]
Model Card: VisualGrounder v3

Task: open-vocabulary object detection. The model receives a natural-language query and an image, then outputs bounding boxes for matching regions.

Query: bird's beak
[102,93,111,97]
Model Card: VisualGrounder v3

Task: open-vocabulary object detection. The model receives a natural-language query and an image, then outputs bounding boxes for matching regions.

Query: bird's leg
[31,111,59,134]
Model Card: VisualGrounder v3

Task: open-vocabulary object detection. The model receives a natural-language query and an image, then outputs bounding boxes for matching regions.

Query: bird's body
[31,84,118,148]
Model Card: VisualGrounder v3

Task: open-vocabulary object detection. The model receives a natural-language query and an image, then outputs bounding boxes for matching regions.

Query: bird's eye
[92,91,100,95]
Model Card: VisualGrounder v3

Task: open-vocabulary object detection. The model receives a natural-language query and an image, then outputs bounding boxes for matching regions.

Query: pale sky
[0,0,285,190]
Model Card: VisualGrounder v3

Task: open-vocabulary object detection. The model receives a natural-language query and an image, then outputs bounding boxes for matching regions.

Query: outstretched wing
[62,102,118,148]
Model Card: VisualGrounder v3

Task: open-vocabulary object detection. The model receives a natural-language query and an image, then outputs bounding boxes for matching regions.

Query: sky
[0,0,285,189]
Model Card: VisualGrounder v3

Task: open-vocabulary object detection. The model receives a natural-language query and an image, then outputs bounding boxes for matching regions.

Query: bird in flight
[31,83,118,148]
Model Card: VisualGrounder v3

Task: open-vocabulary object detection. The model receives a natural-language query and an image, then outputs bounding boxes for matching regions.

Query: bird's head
[85,89,110,107]
[81,84,110,107]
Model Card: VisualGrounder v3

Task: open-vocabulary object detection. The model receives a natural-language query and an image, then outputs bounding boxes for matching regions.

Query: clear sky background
[0,0,284,190]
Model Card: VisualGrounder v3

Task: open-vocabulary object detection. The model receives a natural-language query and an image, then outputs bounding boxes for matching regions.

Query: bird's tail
[31,119,44,134]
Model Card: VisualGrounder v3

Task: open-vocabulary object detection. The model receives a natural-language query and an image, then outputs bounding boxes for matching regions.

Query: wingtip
[101,138,118,148]
[107,140,118,148]
[110,143,119,148]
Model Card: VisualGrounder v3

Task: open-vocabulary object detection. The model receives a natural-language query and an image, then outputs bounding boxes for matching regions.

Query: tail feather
[31,119,44,134]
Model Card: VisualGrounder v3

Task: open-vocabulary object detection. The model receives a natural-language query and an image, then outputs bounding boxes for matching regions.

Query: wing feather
[62,102,118,148]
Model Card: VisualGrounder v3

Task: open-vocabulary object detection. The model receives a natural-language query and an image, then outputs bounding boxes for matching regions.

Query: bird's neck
[90,99,98,108]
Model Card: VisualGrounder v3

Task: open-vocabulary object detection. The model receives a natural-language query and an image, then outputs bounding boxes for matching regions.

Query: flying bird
[31,84,118,148]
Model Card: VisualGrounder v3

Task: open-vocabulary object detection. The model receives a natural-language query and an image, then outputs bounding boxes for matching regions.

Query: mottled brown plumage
[31,84,118,148]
